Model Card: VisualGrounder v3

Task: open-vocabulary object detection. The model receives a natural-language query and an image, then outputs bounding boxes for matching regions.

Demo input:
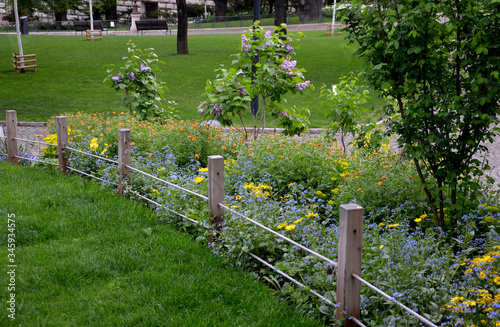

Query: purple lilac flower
[236,69,243,75]
[263,30,273,48]
[238,88,246,96]
[198,108,205,114]
[278,111,288,117]
[281,58,297,71]
[295,80,310,91]
[140,61,151,73]
[213,104,223,117]
[241,35,251,53]
[285,43,295,55]
[127,72,136,81]
[112,72,124,84]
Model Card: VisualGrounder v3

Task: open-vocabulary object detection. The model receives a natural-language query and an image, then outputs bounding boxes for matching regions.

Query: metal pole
[251,0,260,117]
[12,0,24,71]
[332,0,337,26]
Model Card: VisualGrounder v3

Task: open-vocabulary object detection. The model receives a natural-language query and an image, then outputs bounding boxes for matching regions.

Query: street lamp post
[251,0,260,117]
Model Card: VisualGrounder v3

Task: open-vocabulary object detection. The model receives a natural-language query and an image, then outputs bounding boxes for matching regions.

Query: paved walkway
[4,123,500,190]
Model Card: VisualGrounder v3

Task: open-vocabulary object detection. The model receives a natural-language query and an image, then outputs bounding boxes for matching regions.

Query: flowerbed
[24,112,500,326]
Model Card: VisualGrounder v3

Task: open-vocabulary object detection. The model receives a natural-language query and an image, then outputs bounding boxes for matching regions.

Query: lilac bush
[198,22,312,140]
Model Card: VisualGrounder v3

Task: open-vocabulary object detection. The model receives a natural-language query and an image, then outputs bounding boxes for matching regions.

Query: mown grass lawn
[0,162,323,326]
[0,31,384,126]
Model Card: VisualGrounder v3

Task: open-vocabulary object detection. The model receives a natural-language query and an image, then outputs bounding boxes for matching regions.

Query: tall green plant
[105,42,176,121]
[342,0,500,230]
[198,22,312,140]
[320,73,373,151]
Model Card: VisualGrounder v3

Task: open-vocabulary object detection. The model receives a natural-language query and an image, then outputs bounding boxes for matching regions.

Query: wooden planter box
[86,29,102,41]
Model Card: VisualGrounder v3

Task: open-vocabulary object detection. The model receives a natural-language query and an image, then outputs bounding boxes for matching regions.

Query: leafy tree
[342,0,500,230]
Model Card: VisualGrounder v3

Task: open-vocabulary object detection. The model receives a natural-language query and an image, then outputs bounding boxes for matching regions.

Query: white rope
[126,165,209,201]
[220,203,337,267]
[352,273,438,327]
[351,317,367,327]
[66,166,118,186]
[14,155,58,166]
[13,137,53,146]
[248,252,336,307]
[66,146,119,164]
[127,189,209,228]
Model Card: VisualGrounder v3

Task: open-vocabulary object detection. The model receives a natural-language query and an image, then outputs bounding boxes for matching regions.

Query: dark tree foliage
[343,0,500,229]
[214,0,227,21]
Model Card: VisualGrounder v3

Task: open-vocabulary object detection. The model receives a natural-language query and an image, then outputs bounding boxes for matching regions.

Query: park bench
[12,53,37,73]
[135,19,170,35]
[73,21,107,35]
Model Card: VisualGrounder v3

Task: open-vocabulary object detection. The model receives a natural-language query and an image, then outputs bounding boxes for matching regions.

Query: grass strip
[0,162,322,326]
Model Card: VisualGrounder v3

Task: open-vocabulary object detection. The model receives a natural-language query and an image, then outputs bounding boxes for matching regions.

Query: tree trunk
[274,0,286,26]
[176,0,189,55]
[214,0,227,22]
[298,0,323,23]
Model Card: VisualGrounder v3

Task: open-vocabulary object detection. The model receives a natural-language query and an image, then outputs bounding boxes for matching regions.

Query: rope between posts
[127,189,209,228]
[66,146,119,164]
[248,252,336,307]
[14,155,58,166]
[126,165,209,201]
[351,317,367,327]
[219,203,338,267]
[66,166,118,186]
[352,273,438,327]
[13,137,53,146]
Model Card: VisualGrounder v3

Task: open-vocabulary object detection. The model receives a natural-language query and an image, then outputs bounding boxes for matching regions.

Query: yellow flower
[294,218,304,224]
[387,223,400,228]
[235,195,242,201]
[305,212,318,218]
[327,200,334,205]
[230,205,239,209]
[331,188,339,194]
[277,222,287,230]
[199,167,208,172]
[379,223,385,227]
[157,168,163,172]
[379,245,384,250]
[284,224,296,231]
[193,176,205,184]
[414,217,423,223]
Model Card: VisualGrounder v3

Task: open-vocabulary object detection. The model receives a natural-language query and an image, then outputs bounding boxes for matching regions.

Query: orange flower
[149,153,153,157]
[187,135,192,139]
[148,139,151,141]
[181,127,185,131]
[118,123,123,126]
[381,176,386,180]
[180,120,184,124]
[81,121,84,125]
[131,142,135,146]
[195,154,199,158]
[409,175,413,179]
[137,133,141,136]
[192,123,199,127]
[378,181,383,186]
[383,165,389,168]
[266,146,271,150]
[357,188,362,192]
[317,143,322,146]
[280,156,284,159]
[328,151,333,156]
[88,126,91,129]
[222,146,227,150]
[249,153,254,156]
[192,137,197,141]
[309,142,314,146]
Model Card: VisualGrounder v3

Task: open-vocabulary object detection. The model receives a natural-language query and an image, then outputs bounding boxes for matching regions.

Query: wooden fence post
[6,110,18,165]
[208,155,225,240]
[336,203,363,326]
[56,116,69,173]
[118,129,131,196]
